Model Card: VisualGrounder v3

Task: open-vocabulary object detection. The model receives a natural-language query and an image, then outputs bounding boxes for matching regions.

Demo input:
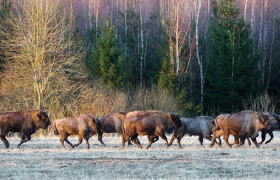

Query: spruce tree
[89,20,125,89]
[205,0,259,113]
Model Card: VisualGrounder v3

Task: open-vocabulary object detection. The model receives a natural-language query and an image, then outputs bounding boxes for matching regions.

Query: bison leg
[264,132,274,144]
[251,137,259,148]
[97,132,106,147]
[198,135,203,146]
[60,133,74,149]
[167,133,177,147]
[156,131,169,147]
[64,139,74,148]
[247,138,251,146]
[17,134,31,148]
[258,131,266,147]
[176,137,183,148]
[0,136,9,149]
[230,136,240,146]
[131,134,142,149]
[84,138,90,149]
[146,134,158,149]
[222,130,232,148]
[74,136,83,148]
[210,129,223,148]
[122,135,131,149]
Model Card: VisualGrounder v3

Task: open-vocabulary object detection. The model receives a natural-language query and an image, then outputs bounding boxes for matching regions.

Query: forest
[0,0,279,120]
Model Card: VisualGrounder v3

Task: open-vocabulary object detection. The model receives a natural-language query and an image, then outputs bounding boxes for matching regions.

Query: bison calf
[53,115,102,149]
[0,109,50,149]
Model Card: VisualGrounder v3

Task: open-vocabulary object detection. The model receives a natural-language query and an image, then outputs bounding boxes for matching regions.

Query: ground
[0,132,280,180]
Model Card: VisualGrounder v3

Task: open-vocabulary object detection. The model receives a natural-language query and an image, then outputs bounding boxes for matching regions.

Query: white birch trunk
[244,0,248,22]
[195,0,203,114]
[124,0,127,61]
[175,1,180,90]
[140,0,144,88]
[266,11,276,90]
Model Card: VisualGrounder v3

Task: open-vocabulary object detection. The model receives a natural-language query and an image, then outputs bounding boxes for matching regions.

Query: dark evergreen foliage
[205,0,259,113]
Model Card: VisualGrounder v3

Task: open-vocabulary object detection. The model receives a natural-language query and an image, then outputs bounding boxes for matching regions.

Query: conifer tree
[90,19,125,89]
[205,0,259,113]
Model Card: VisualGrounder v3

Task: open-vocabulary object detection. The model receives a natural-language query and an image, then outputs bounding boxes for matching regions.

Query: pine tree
[158,58,177,91]
[89,19,125,89]
[205,0,259,113]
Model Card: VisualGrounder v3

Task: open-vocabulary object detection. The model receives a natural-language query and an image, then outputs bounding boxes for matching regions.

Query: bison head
[258,113,270,130]
[270,113,280,122]
[171,113,182,130]
[37,110,51,129]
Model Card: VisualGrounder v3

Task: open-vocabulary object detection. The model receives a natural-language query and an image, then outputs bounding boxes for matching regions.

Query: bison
[53,115,103,149]
[210,111,270,148]
[0,109,50,148]
[97,112,127,146]
[257,113,280,146]
[121,111,182,149]
[167,116,221,148]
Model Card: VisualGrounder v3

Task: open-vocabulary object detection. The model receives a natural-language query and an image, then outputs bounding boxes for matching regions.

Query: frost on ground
[0,132,280,180]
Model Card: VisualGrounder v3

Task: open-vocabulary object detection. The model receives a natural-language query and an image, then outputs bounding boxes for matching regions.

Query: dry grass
[1,132,280,179]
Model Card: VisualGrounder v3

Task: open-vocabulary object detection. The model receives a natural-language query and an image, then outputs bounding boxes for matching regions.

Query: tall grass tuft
[242,92,276,113]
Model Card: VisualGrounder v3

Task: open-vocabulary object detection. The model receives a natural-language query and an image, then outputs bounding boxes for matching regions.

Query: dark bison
[97,112,127,146]
[0,109,50,148]
[257,113,280,146]
[210,111,270,148]
[122,111,182,149]
[53,115,102,149]
[168,116,221,148]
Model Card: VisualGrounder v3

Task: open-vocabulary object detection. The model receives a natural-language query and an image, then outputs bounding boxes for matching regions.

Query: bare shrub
[63,81,127,117]
[126,87,181,114]
[243,92,276,112]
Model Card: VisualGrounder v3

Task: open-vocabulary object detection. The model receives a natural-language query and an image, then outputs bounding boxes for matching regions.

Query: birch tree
[194,0,203,114]
[0,0,86,111]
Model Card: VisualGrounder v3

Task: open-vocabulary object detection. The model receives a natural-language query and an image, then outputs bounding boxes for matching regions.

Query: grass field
[0,132,280,180]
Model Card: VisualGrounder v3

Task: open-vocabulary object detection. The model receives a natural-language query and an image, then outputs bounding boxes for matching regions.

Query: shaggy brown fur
[97,112,127,146]
[210,111,270,148]
[121,111,182,149]
[53,115,102,149]
[0,109,50,148]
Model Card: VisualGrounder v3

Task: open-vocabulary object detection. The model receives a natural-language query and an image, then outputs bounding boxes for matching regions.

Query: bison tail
[121,123,125,135]
[53,122,59,135]
[212,118,220,133]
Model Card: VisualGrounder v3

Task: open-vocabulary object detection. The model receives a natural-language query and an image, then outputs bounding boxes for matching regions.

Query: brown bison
[167,116,221,148]
[257,113,280,146]
[97,112,127,146]
[126,110,160,118]
[0,109,50,148]
[122,111,182,149]
[53,115,103,149]
[210,111,270,148]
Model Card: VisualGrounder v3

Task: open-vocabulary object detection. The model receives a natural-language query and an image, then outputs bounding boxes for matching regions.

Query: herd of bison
[0,109,279,150]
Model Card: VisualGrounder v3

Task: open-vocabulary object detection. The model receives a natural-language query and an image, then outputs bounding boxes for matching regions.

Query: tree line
[0,0,279,120]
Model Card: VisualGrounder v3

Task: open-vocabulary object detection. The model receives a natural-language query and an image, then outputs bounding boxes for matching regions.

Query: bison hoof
[17,145,21,149]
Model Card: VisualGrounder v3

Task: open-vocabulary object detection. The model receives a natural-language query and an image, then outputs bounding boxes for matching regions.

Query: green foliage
[89,19,125,89]
[176,89,201,117]
[0,0,11,19]
[157,58,177,92]
[205,0,259,113]
[276,90,280,114]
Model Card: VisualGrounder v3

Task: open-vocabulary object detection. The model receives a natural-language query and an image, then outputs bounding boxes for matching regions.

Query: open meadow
[0,132,280,180]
